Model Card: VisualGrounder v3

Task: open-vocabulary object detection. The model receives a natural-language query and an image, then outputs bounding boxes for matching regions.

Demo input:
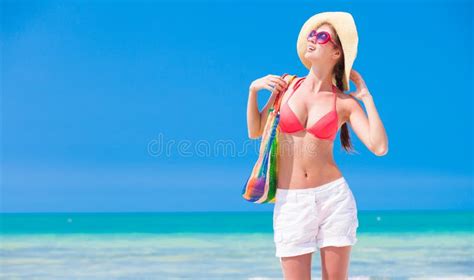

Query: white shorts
[273,176,359,258]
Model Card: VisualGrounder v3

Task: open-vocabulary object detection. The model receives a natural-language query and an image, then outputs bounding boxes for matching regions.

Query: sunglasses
[307,30,338,47]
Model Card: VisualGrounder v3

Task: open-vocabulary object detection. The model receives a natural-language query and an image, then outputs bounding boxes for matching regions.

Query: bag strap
[270,73,298,114]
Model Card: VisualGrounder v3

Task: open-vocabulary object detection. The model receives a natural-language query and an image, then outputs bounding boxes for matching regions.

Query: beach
[1,211,473,279]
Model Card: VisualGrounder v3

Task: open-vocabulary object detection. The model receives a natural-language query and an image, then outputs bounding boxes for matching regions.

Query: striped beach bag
[241,73,298,204]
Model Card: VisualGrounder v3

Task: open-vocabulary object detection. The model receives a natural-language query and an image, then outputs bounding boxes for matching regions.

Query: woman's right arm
[247,75,289,139]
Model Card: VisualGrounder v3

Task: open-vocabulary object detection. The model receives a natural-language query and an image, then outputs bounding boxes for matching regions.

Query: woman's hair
[314,21,356,154]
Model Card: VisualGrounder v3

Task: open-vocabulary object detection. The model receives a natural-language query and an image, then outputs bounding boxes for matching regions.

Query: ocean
[1,210,473,279]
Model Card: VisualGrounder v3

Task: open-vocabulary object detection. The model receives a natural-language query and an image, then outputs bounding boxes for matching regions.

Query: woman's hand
[249,74,288,96]
[349,69,372,101]
[247,74,289,139]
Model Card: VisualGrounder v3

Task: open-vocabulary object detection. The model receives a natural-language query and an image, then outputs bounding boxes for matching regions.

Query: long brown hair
[314,21,356,154]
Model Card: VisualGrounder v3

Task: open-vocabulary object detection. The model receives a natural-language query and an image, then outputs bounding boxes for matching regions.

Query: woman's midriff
[276,132,343,190]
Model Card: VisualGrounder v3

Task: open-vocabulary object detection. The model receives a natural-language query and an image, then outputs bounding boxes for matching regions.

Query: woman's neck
[306,66,334,94]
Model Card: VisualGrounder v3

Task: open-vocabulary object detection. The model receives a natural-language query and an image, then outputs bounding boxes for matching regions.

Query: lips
[307,44,316,51]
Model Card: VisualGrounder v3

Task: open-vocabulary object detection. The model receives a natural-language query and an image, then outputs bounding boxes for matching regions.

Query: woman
[246,12,388,279]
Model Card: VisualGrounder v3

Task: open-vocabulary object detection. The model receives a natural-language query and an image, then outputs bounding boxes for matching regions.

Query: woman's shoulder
[336,90,359,115]
[335,88,353,101]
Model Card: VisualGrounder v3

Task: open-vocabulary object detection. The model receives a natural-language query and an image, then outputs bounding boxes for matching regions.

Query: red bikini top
[278,77,339,141]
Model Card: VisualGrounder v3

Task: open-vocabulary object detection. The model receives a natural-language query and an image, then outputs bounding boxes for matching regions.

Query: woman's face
[304,24,341,66]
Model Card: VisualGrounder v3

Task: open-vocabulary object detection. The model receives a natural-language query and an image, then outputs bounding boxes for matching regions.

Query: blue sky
[1,0,472,212]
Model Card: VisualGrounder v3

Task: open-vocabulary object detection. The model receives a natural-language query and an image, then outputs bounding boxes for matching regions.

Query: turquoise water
[1,211,473,279]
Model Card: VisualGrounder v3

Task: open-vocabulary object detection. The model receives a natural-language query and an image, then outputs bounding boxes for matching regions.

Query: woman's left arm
[346,69,389,156]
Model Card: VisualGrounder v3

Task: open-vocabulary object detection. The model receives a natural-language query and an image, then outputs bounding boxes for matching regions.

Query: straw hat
[296,11,359,91]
